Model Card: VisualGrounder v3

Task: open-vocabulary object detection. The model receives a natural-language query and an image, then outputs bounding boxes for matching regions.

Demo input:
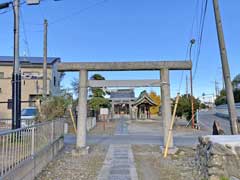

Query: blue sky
[0,0,240,98]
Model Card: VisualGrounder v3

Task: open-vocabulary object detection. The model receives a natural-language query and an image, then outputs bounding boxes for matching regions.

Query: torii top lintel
[57,61,191,72]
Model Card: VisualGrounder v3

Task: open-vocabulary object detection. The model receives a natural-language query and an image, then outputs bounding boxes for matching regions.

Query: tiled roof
[0,56,60,65]
[110,89,135,99]
[132,90,157,106]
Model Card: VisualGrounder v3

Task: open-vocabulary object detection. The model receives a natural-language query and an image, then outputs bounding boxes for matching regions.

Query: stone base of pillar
[72,146,90,156]
[159,146,179,155]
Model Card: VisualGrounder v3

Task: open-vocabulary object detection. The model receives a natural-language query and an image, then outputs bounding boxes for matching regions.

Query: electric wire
[49,0,109,25]
[193,0,208,80]
[20,8,31,56]
[177,0,199,94]
[0,9,10,14]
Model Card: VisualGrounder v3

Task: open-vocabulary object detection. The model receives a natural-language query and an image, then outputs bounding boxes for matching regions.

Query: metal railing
[0,119,64,177]
[0,119,37,131]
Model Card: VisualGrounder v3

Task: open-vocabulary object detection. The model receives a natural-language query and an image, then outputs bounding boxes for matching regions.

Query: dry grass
[132,145,198,180]
[36,144,108,180]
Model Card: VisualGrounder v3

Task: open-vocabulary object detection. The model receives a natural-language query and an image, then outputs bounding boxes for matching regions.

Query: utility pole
[43,19,48,97]
[215,80,219,96]
[222,73,225,90]
[213,0,239,134]
[186,75,189,97]
[12,0,21,129]
[189,39,195,129]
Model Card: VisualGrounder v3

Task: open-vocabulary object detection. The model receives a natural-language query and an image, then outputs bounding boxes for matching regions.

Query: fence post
[31,128,35,156]
[51,121,54,142]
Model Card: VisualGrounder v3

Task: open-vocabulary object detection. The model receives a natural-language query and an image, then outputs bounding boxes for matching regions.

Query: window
[21,108,37,116]
[54,76,56,86]
[0,72,4,78]
[8,99,12,109]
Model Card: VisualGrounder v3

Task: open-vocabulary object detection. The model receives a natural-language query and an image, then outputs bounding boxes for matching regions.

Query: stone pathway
[115,117,129,135]
[97,144,138,180]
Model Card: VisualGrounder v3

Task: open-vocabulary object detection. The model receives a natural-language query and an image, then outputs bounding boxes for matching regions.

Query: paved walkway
[97,144,138,180]
[97,118,138,179]
[114,117,129,135]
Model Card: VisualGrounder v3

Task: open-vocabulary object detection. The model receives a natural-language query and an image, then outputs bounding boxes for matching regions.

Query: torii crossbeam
[57,61,191,151]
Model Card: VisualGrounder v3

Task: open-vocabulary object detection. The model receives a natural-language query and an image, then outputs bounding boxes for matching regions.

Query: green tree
[39,93,72,121]
[71,73,110,119]
[88,74,110,119]
[90,74,106,97]
[215,74,240,105]
[174,94,200,121]
[232,74,240,89]
[233,89,240,103]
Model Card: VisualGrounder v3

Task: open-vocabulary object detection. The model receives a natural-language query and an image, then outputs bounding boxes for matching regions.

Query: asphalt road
[65,117,198,147]
[64,111,235,147]
[198,110,232,135]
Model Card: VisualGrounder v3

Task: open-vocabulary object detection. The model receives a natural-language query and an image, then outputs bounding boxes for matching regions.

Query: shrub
[39,95,71,121]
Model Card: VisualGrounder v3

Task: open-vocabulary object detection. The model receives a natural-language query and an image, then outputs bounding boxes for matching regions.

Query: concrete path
[97,144,138,180]
[114,117,129,135]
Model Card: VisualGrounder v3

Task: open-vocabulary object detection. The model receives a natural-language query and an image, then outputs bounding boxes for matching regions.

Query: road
[198,110,232,135]
[64,111,237,147]
[65,116,198,147]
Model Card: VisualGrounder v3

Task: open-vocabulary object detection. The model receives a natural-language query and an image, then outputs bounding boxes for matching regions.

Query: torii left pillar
[77,70,88,148]
[160,68,174,149]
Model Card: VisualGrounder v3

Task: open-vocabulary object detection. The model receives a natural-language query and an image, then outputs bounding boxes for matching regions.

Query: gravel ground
[88,120,117,136]
[132,145,198,180]
[36,144,108,180]
[127,118,210,137]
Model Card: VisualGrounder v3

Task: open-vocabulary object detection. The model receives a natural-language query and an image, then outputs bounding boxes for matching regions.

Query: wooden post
[103,115,106,131]
[69,108,77,134]
[164,93,180,158]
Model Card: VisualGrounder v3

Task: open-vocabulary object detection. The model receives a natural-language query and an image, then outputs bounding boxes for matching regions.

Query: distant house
[132,90,157,119]
[0,56,62,119]
[109,89,135,118]
[109,89,157,120]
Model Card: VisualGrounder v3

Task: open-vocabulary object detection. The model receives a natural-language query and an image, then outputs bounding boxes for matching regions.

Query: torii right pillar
[160,68,174,150]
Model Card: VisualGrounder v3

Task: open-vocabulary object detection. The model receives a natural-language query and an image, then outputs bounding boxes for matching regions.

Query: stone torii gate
[58,61,191,150]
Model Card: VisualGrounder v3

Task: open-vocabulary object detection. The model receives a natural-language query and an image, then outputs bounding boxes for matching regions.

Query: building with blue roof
[0,56,62,119]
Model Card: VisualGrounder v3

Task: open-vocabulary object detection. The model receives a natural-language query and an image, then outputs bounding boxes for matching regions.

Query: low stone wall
[196,135,240,180]
[2,137,64,180]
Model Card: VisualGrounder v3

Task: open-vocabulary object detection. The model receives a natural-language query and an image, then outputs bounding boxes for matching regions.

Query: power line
[178,43,190,93]
[18,0,109,26]
[189,0,200,40]
[49,0,109,25]
[177,0,199,94]
[20,7,31,56]
[0,1,25,15]
[0,9,10,14]
[193,0,208,79]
